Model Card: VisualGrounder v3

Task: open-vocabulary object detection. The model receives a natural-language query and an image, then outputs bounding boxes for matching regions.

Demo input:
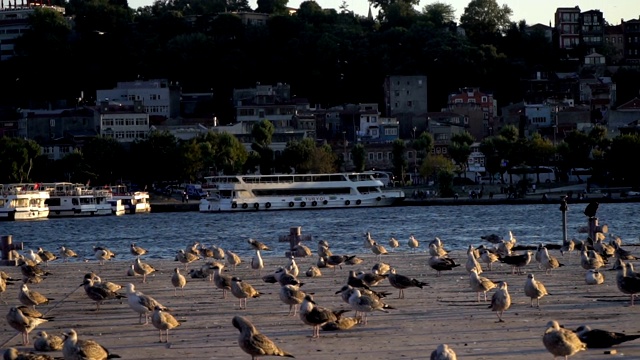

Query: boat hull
[0,208,49,221]
[199,192,405,212]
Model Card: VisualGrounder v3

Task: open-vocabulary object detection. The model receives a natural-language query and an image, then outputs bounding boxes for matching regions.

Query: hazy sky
[127,0,637,26]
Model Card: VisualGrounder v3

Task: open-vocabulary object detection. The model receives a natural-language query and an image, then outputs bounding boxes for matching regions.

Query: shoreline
[2,249,640,359]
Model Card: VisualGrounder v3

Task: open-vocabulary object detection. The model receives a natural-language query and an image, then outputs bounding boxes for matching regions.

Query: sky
[126,0,638,26]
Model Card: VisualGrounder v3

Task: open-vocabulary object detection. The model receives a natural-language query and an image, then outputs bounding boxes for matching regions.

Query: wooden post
[559,196,568,245]
[279,226,312,257]
[1,235,23,266]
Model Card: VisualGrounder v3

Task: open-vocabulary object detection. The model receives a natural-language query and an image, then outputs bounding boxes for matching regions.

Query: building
[427,117,466,157]
[604,24,624,63]
[17,107,96,142]
[525,23,553,42]
[580,10,604,48]
[231,12,269,26]
[96,100,150,144]
[623,18,640,62]
[383,75,428,138]
[0,1,64,61]
[555,6,581,49]
[445,87,496,140]
[96,79,180,120]
[233,82,297,131]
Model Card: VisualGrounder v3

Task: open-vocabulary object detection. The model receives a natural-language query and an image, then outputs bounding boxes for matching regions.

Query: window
[102,119,113,126]
[384,128,398,135]
[115,119,124,126]
[126,131,135,138]
[377,152,383,160]
[454,99,463,103]
[407,101,412,107]
[126,119,134,126]
[368,152,374,160]
[468,99,476,103]
[115,131,125,139]
[481,96,487,103]
[441,147,447,154]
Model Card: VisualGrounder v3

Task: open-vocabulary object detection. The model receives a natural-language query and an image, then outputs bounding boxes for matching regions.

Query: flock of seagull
[2,215,640,359]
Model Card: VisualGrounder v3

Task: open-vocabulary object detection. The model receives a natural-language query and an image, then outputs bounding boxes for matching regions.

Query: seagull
[212,265,232,299]
[370,242,388,260]
[388,237,399,251]
[305,266,322,277]
[347,270,371,290]
[364,232,376,249]
[59,246,78,262]
[250,250,265,275]
[345,256,363,266]
[499,251,532,275]
[226,250,242,270]
[616,261,640,306]
[583,201,599,218]
[6,306,49,345]
[560,238,576,257]
[408,234,419,252]
[274,267,304,287]
[151,305,181,343]
[3,347,55,360]
[285,256,299,277]
[465,245,483,274]
[478,247,499,271]
[469,268,496,302]
[230,277,261,309]
[387,267,428,299]
[125,283,170,325]
[19,284,52,309]
[372,262,391,275]
[291,244,312,258]
[33,330,64,351]
[321,317,361,331]
[585,269,604,285]
[540,247,564,274]
[488,281,511,322]
[524,273,549,307]
[94,248,115,266]
[612,241,638,261]
[133,257,156,283]
[36,247,57,267]
[232,315,294,359]
[430,343,457,360]
[428,255,460,276]
[24,249,43,264]
[130,243,147,257]
[542,321,586,359]
[81,278,125,311]
[62,328,121,360]
[347,288,394,325]
[171,268,187,296]
[356,271,388,287]
[575,324,640,348]
[323,255,356,271]
[580,248,604,270]
[429,243,448,257]
[299,294,347,338]
[210,245,225,260]
[248,238,271,251]
[279,284,306,316]
[176,249,200,270]
[481,234,503,244]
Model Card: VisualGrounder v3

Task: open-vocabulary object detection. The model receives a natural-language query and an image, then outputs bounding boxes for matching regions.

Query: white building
[0,2,64,61]
[97,100,149,143]
[96,79,180,119]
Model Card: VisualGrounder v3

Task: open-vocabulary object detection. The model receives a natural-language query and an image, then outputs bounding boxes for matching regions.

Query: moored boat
[92,188,116,216]
[110,185,151,214]
[42,182,98,217]
[199,172,405,213]
[107,199,126,216]
[0,183,50,221]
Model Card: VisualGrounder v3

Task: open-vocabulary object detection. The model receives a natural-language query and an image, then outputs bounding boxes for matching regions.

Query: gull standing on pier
[279,284,306,316]
[212,265,232,299]
[130,243,147,257]
[226,250,242,271]
[6,306,49,345]
[347,288,394,325]
[524,273,549,308]
[387,267,428,299]
[469,268,496,302]
[62,328,121,360]
[408,235,420,253]
[171,268,187,296]
[126,283,170,325]
[59,246,78,262]
[616,261,640,306]
[251,250,265,275]
[151,305,181,343]
[299,294,347,338]
[18,284,52,309]
[133,257,156,283]
[232,315,294,359]
[176,249,200,271]
[488,281,511,322]
[230,277,262,309]
[585,269,604,285]
[248,238,271,251]
[466,245,483,274]
[540,247,564,275]
[370,242,388,260]
[542,321,586,360]
[388,237,399,251]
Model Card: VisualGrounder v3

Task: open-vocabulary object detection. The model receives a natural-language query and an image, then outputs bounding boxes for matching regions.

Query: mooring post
[588,217,598,245]
[289,226,301,251]
[559,196,568,245]
[1,235,23,266]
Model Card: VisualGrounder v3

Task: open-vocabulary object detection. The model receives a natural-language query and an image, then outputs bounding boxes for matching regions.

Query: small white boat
[92,188,115,216]
[110,185,151,214]
[42,182,98,217]
[107,199,126,216]
[0,183,50,221]
[199,172,405,213]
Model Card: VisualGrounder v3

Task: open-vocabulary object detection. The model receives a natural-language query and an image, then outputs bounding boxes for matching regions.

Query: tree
[0,137,41,183]
[412,132,434,174]
[256,0,289,14]
[605,134,640,187]
[479,137,501,184]
[351,144,366,172]
[130,132,181,185]
[421,2,456,27]
[81,137,127,185]
[420,153,453,181]
[527,133,555,184]
[460,0,512,45]
[448,131,475,177]
[251,120,275,175]
[391,139,408,184]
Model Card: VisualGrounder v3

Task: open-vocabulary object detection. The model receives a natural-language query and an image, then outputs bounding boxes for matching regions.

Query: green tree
[413,132,434,174]
[130,132,181,185]
[420,153,453,180]
[421,2,456,27]
[391,139,408,184]
[251,120,275,175]
[81,137,127,185]
[479,137,501,184]
[282,138,316,173]
[0,137,41,183]
[527,133,555,184]
[448,131,475,177]
[256,0,289,14]
[460,0,512,45]
[351,144,367,172]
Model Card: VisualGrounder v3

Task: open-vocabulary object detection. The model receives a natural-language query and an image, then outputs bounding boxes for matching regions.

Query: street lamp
[412,127,417,183]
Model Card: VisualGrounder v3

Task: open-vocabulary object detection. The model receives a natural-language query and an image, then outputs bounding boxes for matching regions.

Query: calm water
[2,203,638,261]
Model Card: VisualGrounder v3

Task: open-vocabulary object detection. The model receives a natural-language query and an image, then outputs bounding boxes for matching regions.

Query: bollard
[559,196,568,245]
[1,235,24,266]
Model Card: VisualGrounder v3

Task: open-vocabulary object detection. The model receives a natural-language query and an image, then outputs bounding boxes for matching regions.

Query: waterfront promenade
[1,248,639,359]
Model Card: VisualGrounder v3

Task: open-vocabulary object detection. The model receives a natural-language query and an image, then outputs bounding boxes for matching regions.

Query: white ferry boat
[0,183,50,221]
[92,188,117,216]
[107,199,126,216]
[42,182,98,217]
[110,185,151,214]
[199,172,405,213]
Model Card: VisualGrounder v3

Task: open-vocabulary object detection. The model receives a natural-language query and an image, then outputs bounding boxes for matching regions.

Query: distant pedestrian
[182,191,186,203]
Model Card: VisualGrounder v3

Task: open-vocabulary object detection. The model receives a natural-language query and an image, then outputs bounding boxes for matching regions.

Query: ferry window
[72,198,79,205]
